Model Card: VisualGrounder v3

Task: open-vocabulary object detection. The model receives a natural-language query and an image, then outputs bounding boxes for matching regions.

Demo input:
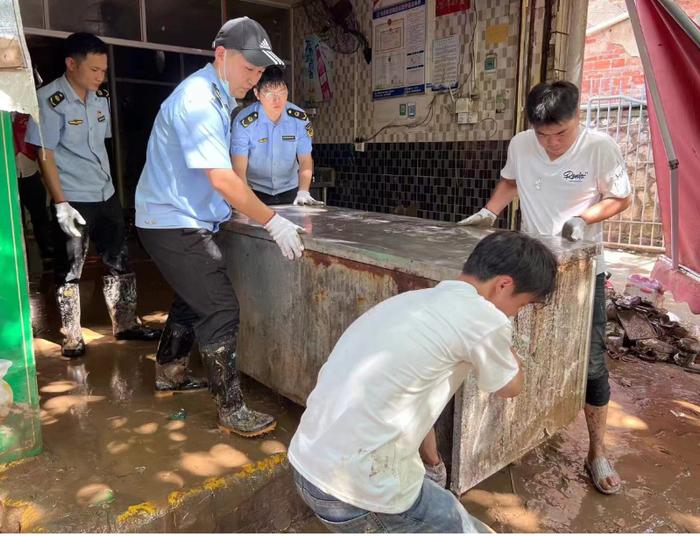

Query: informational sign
[484,53,497,74]
[485,23,509,45]
[372,0,426,100]
[431,35,459,91]
[435,0,469,17]
[302,35,334,104]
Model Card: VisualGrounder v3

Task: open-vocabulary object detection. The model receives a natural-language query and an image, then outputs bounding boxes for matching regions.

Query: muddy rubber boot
[200,339,276,438]
[56,283,85,357]
[103,273,162,341]
[155,322,207,397]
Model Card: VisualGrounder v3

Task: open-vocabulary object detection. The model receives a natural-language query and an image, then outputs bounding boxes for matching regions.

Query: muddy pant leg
[92,194,130,275]
[154,295,206,394]
[52,202,93,356]
[167,294,199,331]
[137,227,238,346]
[93,196,160,340]
[156,296,198,366]
[586,273,610,406]
[138,227,275,436]
[154,293,206,393]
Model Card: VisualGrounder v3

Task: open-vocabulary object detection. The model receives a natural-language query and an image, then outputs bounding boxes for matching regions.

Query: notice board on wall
[372,0,427,100]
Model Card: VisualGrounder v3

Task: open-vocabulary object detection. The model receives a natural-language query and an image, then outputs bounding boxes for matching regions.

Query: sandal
[585,457,622,495]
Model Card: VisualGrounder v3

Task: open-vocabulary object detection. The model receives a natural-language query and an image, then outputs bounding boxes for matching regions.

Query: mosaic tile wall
[313,140,509,225]
[292,0,521,144]
[292,1,528,224]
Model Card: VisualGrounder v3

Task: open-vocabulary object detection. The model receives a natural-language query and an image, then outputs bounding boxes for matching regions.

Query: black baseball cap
[212,17,285,67]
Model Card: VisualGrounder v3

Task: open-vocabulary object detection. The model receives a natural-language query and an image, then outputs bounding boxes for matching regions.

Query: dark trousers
[253,187,297,205]
[53,194,130,285]
[586,273,610,406]
[18,173,53,259]
[137,227,239,346]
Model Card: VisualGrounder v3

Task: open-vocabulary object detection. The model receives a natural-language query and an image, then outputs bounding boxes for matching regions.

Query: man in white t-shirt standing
[288,231,558,532]
[459,81,632,494]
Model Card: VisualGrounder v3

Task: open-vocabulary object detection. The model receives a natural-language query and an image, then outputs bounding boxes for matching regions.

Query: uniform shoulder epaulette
[211,83,224,108]
[48,91,65,108]
[96,88,109,98]
[287,108,308,121]
[240,111,258,128]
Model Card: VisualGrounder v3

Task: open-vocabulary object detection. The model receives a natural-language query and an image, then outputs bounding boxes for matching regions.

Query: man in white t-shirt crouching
[459,81,632,494]
[288,231,558,532]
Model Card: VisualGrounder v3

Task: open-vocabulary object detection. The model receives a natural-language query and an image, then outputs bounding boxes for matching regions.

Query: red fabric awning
[635,0,700,312]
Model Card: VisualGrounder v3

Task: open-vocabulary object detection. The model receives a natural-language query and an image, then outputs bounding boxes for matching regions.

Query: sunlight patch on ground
[179,444,251,477]
[607,400,649,430]
[76,483,113,506]
[155,470,185,488]
[670,511,700,532]
[40,381,78,394]
[260,440,287,455]
[463,490,541,532]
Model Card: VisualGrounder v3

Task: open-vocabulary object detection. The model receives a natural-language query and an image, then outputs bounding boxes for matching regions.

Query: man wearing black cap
[135,17,303,437]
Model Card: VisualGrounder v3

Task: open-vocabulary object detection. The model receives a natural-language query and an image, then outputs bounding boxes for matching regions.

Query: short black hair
[462,231,558,301]
[64,32,108,61]
[525,81,579,126]
[255,66,286,92]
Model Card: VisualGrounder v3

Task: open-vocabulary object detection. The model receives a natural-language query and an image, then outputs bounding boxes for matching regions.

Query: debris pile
[606,290,700,373]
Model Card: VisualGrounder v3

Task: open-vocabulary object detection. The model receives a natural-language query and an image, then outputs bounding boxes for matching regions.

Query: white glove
[264,213,305,260]
[293,190,324,206]
[562,216,586,242]
[457,207,497,227]
[424,460,447,488]
[55,202,86,238]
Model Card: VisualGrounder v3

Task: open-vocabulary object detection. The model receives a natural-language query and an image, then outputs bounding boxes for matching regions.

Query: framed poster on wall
[372,0,426,100]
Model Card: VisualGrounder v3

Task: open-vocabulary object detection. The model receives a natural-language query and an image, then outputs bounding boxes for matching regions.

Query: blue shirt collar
[205,63,237,111]
[59,74,90,104]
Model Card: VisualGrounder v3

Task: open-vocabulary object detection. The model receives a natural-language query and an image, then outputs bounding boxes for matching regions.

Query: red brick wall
[582,39,645,101]
[581,1,700,102]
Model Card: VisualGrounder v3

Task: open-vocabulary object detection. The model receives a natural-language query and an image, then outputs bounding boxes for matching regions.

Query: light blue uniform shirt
[231,102,313,195]
[135,64,235,231]
[25,75,114,202]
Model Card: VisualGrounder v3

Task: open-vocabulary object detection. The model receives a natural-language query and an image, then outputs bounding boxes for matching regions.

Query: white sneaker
[424,460,447,488]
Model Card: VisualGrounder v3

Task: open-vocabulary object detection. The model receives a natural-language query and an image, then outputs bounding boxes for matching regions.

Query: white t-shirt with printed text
[288,280,518,514]
[501,127,632,273]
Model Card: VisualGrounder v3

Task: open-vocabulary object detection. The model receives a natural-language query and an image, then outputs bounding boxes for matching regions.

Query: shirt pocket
[278,130,298,161]
[63,115,88,148]
[94,109,109,140]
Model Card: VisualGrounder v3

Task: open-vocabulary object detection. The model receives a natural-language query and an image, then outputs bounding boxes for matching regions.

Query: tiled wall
[314,140,508,224]
[292,0,521,144]
[291,0,543,224]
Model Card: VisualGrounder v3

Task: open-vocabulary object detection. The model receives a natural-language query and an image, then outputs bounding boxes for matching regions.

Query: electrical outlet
[457,112,478,124]
[455,97,470,114]
[354,142,366,152]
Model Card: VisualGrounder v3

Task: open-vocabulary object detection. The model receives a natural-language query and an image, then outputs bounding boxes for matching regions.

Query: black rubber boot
[200,339,276,438]
[56,283,85,357]
[155,322,207,397]
[102,273,162,341]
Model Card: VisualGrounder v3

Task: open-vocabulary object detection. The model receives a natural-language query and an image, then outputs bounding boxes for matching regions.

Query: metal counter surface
[221,205,597,493]
[222,205,599,281]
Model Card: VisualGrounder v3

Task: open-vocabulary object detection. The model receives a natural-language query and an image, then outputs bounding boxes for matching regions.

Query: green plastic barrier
[0,110,42,463]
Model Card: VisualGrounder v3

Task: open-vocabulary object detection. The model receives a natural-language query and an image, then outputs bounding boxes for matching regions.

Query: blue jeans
[292,469,493,533]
